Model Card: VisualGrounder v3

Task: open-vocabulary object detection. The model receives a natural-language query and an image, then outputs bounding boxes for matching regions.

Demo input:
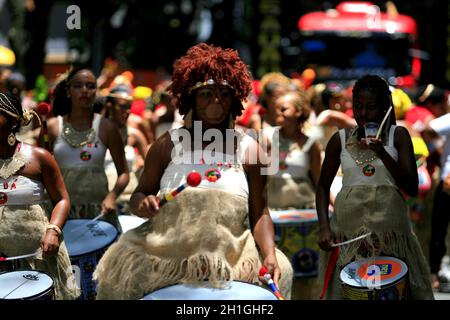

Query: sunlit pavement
[434,290,450,300]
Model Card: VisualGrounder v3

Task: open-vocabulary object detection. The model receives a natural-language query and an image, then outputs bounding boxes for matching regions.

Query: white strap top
[274,135,315,179]
[340,125,398,187]
[0,144,44,206]
[159,129,251,199]
[53,113,107,168]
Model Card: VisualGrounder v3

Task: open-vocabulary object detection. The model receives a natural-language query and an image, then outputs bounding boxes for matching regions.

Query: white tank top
[0,144,44,206]
[274,135,315,179]
[53,114,107,168]
[340,125,398,187]
[160,129,252,199]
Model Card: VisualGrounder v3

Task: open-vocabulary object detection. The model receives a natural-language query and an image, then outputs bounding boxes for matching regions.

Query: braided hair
[0,92,36,132]
[352,75,397,132]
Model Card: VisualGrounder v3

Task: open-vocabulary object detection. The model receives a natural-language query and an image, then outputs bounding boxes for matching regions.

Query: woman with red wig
[93,43,293,299]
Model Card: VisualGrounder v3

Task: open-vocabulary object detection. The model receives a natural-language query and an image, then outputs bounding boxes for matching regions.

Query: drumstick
[159,171,202,206]
[37,102,51,151]
[331,232,372,247]
[375,106,393,140]
[70,212,106,233]
[258,266,284,300]
[0,249,41,261]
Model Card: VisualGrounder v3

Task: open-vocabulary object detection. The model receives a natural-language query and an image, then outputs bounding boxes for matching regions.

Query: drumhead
[118,215,148,233]
[0,270,53,299]
[340,256,408,288]
[63,219,118,257]
[141,281,277,300]
[270,209,319,225]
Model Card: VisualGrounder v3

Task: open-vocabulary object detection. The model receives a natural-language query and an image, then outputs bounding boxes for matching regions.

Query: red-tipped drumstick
[159,171,202,206]
[37,102,51,151]
[259,266,284,300]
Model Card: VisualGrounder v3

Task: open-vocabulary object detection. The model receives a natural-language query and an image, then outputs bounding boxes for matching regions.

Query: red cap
[259,266,268,277]
[186,171,202,187]
[37,102,51,115]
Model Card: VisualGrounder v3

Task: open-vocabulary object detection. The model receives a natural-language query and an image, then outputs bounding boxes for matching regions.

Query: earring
[184,109,193,129]
[7,133,16,146]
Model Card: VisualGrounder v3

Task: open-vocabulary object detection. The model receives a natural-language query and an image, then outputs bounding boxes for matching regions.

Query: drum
[118,214,148,233]
[340,256,409,300]
[0,270,55,300]
[270,209,320,278]
[141,281,277,300]
[63,219,118,300]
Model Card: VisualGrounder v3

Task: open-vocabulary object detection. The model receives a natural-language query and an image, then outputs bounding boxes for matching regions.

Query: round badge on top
[362,164,375,176]
[80,150,92,161]
[0,192,8,205]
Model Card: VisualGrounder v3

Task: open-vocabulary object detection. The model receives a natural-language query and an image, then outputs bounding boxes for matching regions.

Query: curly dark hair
[168,43,252,119]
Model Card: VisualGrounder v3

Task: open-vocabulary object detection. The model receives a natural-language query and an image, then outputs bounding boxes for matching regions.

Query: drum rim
[0,269,55,300]
[142,280,276,299]
[64,219,119,258]
[340,256,409,289]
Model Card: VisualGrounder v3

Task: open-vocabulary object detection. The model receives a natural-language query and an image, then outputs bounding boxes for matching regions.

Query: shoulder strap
[339,129,346,149]
[388,125,397,147]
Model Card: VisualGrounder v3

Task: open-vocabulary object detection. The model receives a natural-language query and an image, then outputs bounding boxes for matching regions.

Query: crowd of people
[0,40,449,300]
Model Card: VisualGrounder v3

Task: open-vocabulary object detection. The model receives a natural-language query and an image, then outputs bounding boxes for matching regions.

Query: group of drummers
[0,43,437,300]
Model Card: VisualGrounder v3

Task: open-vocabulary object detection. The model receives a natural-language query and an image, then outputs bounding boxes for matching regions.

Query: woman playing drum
[316,75,434,299]
[0,92,79,299]
[93,43,293,299]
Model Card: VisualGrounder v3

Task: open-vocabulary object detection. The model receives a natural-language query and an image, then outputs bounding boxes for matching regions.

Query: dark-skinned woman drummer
[93,43,293,299]
[0,92,80,299]
[316,75,434,299]
[44,67,129,230]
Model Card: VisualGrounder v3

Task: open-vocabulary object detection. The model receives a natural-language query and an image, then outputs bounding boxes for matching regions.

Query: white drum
[63,219,118,300]
[141,281,277,300]
[0,270,55,300]
[340,256,409,300]
[118,214,148,233]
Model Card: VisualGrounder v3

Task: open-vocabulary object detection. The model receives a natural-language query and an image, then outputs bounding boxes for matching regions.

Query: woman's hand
[40,230,60,257]
[318,226,340,251]
[101,192,117,215]
[259,253,282,289]
[360,137,385,156]
[136,195,160,218]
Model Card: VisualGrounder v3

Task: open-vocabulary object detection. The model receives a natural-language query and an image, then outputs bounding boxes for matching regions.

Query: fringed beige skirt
[0,204,80,300]
[93,189,293,300]
[318,185,434,300]
[267,177,316,209]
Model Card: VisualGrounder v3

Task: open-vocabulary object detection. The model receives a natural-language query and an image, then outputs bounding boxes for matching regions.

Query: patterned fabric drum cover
[0,270,55,300]
[141,281,277,300]
[270,209,320,278]
[340,256,409,300]
[63,219,118,300]
[118,214,148,234]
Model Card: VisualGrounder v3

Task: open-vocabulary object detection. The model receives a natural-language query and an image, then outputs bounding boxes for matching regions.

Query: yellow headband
[188,79,234,94]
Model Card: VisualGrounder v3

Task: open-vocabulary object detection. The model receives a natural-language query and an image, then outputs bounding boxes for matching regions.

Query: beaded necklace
[345,127,380,166]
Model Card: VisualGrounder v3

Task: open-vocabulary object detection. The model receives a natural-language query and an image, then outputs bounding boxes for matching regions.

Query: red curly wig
[168,43,253,118]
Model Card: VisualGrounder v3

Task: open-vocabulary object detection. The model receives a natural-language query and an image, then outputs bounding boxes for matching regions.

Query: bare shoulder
[30,144,55,164]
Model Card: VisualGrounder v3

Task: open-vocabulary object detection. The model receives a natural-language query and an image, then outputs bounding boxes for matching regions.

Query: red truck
[297,1,422,88]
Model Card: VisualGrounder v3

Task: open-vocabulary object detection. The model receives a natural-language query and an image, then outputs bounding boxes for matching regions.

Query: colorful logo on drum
[362,164,375,176]
[80,151,92,161]
[0,192,8,205]
[358,259,402,282]
[204,168,221,182]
